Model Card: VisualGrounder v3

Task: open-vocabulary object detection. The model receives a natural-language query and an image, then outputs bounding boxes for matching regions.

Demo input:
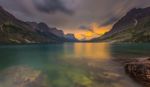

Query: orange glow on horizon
[94,24,112,35]
[85,32,94,37]
[75,23,112,40]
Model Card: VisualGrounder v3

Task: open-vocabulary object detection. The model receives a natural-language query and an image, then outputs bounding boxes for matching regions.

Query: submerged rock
[125,58,150,87]
[0,66,49,87]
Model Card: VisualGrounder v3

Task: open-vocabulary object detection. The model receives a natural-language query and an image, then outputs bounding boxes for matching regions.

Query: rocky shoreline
[125,58,150,87]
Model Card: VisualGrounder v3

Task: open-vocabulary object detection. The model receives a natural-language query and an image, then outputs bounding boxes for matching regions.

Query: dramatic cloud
[32,0,73,15]
[0,0,150,37]
[79,25,93,32]
[101,17,119,26]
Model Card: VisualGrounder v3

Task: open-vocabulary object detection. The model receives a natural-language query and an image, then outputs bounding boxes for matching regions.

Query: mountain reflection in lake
[0,43,149,87]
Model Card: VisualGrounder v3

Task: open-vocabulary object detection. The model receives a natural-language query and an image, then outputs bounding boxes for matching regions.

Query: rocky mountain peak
[0,6,15,20]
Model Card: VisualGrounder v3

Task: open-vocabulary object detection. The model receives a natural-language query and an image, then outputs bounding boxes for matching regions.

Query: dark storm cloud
[79,25,93,32]
[0,0,150,34]
[101,17,119,26]
[32,0,73,15]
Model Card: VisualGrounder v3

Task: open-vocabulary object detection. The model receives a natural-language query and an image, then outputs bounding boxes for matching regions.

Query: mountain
[27,22,66,41]
[28,22,64,37]
[92,7,150,43]
[0,6,66,44]
[50,27,64,37]
[64,33,78,42]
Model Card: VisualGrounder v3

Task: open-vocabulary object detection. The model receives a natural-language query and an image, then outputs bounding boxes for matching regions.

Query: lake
[0,43,150,87]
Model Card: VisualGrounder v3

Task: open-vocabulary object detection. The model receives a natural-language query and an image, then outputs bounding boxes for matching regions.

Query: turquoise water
[0,43,150,87]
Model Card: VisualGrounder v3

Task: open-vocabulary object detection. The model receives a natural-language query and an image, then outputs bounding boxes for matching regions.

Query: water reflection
[64,43,111,60]
[0,43,146,87]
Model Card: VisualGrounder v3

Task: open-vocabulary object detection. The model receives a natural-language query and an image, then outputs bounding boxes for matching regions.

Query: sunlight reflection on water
[64,43,111,60]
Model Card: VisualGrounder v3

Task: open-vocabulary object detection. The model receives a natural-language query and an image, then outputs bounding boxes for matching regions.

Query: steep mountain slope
[92,7,150,43]
[28,22,65,37]
[0,6,65,44]
[28,22,66,41]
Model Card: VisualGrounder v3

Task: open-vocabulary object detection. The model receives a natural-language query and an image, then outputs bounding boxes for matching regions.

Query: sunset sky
[0,0,150,40]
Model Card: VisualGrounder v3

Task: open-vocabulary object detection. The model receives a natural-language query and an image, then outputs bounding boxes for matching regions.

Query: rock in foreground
[125,58,150,87]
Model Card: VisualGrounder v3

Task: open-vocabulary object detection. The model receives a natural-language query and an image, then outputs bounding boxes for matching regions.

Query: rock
[0,66,49,87]
[125,58,150,87]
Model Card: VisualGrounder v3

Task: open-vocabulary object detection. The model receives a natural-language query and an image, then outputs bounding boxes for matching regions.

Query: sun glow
[92,23,112,35]
[75,23,112,40]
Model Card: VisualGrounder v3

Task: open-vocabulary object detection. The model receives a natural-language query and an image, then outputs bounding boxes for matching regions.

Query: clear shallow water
[0,43,150,87]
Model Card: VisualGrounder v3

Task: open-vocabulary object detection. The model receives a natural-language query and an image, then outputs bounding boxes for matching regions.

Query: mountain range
[92,7,150,43]
[0,6,77,44]
[0,5,150,44]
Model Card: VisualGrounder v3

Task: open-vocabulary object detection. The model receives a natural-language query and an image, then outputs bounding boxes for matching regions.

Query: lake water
[0,43,150,87]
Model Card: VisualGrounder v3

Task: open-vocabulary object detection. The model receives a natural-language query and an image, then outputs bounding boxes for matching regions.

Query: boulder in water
[125,58,150,87]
